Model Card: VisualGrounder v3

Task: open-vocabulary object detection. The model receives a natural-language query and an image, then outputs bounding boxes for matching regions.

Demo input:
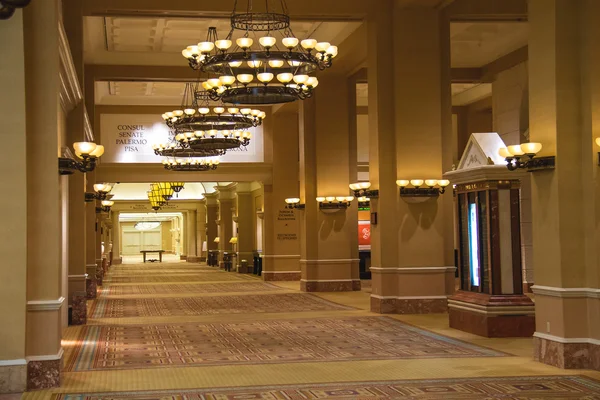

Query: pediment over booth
[456,132,507,171]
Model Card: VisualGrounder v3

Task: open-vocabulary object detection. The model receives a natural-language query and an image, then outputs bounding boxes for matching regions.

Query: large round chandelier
[181,0,338,104]
[162,157,220,172]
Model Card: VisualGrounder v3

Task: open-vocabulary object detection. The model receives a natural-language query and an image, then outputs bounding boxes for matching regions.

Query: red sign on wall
[358,220,371,249]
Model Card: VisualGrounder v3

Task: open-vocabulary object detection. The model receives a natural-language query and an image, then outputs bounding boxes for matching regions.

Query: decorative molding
[263,270,301,274]
[58,21,82,113]
[300,259,360,265]
[370,266,455,274]
[534,332,600,346]
[26,348,64,362]
[448,299,535,316]
[68,274,88,281]
[300,279,356,283]
[26,297,65,311]
[83,105,94,142]
[532,285,600,299]
[371,294,448,300]
[261,254,301,259]
[0,359,27,366]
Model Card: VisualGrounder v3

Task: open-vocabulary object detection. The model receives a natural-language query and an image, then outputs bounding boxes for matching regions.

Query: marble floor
[21,260,600,399]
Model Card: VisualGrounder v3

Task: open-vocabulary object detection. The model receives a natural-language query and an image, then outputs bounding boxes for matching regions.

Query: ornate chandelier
[162,157,220,171]
[181,0,337,104]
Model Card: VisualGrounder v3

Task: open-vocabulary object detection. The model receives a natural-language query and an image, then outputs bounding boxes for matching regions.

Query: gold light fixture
[498,142,555,171]
[396,179,450,199]
[349,182,379,198]
[85,183,113,202]
[59,142,105,175]
[595,137,600,165]
[97,200,114,213]
[284,198,305,209]
[316,196,354,211]
[357,196,370,209]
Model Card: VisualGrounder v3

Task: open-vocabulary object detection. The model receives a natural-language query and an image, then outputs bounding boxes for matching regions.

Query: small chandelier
[59,142,105,175]
[163,157,220,172]
[148,190,164,211]
[181,0,337,104]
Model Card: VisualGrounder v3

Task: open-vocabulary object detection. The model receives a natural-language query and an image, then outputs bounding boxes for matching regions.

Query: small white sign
[100,114,264,164]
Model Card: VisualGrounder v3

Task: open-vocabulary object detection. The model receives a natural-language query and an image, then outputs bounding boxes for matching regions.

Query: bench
[140,250,165,263]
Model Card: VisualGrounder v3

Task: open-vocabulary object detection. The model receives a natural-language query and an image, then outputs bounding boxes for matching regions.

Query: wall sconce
[396,179,450,199]
[498,143,555,171]
[85,183,113,202]
[96,200,114,213]
[349,182,379,198]
[229,237,238,244]
[357,196,370,208]
[596,138,600,165]
[316,196,354,212]
[58,142,104,175]
[285,198,305,209]
[214,237,220,243]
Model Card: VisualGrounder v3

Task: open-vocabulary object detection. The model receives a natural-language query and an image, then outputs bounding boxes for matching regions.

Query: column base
[26,353,62,391]
[85,277,97,300]
[448,291,535,338]
[533,335,600,370]
[102,258,109,273]
[0,362,26,393]
[371,296,448,314]
[186,256,201,263]
[180,255,187,260]
[199,256,207,262]
[301,279,360,292]
[112,257,122,265]
[70,291,87,325]
[263,271,301,281]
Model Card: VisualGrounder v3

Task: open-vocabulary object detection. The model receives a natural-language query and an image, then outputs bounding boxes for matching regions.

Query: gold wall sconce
[498,143,555,171]
[596,138,600,165]
[357,196,370,209]
[96,200,114,213]
[349,182,379,198]
[316,196,354,212]
[85,183,113,202]
[284,198,305,209]
[396,179,450,201]
[59,142,104,175]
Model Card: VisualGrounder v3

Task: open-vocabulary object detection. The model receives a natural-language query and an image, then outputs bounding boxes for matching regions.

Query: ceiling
[110,182,208,200]
[119,212,183,222]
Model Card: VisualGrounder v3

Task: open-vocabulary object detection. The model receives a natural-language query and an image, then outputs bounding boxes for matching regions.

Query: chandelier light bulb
[438,180,450,187]
[277,73,293,83]
[184,108,196,115]
[89,145,104,157]
[173,110,184,117]
[198,107,210,114]
[195,131,204,137]
[259,36,276,48]
[73,142,97,156]
[335,196,346,202]
[222,130,230,137]
[316,197,325,202]
[396,180,409,187]
[293,74,309,84]
[306,77,319,88]
[498,147,513,158]
[215,39,232,50]
[250,109,260,117]
[257,72,274,83]
[345,196,354,202]
[187,45,199,55]
[258,111,266,119]
[219,75,236,86]
[216,86,226,94]
[175,133,185,141]
[425,179,438,187]
[202,81,213,90]
[228,107,239,114]
[326,45,338,57]
[182,49,192,58]
[282,37,299,48]
[237,74,254,84]
[521,142,542,155]
[229,61,243,67]
[236,37,253,49]
[234,131,242,138]
[207,78,221,88]
[268,60,284,68]
[315,42,331,52]
[242,131,251,138]
[213,107,225,114]
[247,60,263,68]
[507,144,525,156]
[208,129,217,137]
[285,198,300,204]
[301,39,317,49]
[240,108,252,115]
[197,41,215,53]
[325,196,336,202]
[185,131,194,138]
[410,179,424,188]
[288,60,302,67]
[166,112,174,118]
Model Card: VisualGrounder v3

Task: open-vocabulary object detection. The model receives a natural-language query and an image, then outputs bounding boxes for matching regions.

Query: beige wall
[251,186,264,251]
[493,62,529,145]
[161,220,172,252]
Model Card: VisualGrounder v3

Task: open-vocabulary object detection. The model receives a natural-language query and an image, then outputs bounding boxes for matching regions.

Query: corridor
[23,260,600,399]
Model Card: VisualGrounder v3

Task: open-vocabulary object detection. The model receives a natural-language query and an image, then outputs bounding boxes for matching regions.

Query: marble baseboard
[85,278,97,300]
[186,256,202,263]
[27,356,61,391]
[352,280,362,291]
[112,257,122,265]
[370,297,448,314]
[301,280,355,292]
[523,282,534,293]
[199,257,207,262]
[534,337,600,370]
[70,291,87,326]
[180,255,188,260]
[263,272,301,281]
[0,364,26,393]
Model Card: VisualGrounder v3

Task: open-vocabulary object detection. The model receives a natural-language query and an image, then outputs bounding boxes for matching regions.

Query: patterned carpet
[105,273,255,283]
[50,376,600,399]
[102,282,283,296]
[64,316,504,372]
[88,293,353,318]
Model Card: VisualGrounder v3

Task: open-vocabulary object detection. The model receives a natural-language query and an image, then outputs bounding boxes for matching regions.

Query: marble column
[263,107,301,281]
[84,172,97,299]
[529,0,600,370]
[217,187,235,267]
[186,210,199,262]
[299,76,360,292]
[205,193,219,265]
[111,211,121,264]
[236,183,254,272]
[24,0,64,389]
[0,8,28,393]
[197,200,207,261]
